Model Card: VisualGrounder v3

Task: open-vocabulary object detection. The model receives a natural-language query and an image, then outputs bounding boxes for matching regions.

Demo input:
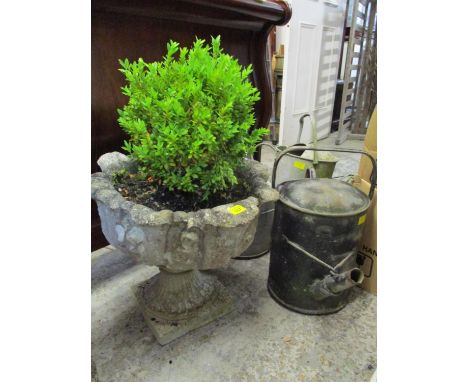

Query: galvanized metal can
[237,200,277,259]
[267,147,376,314]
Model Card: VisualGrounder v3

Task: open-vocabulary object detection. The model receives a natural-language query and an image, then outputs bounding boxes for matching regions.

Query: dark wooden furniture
[92,0,292,250]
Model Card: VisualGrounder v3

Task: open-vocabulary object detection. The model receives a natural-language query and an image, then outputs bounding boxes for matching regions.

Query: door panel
[292,23,321,118]
[279,0,346,146]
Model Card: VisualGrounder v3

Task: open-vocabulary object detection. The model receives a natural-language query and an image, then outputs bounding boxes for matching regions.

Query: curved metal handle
[298,113,311,144]
[271,146,377,200]
[251,142,280,160]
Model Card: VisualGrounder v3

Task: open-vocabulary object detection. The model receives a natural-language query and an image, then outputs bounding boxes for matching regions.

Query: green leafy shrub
[117,36,268,199]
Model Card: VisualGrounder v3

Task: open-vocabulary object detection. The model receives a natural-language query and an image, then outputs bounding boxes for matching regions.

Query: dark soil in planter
[113,174,252,212]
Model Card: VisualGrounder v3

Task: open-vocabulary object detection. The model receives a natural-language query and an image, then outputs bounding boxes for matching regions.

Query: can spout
[310,268,364,300]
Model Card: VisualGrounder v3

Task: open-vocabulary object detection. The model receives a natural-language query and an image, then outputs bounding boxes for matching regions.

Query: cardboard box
[353,177,377,295]
[354,106,377,294]
[358,107,377,183]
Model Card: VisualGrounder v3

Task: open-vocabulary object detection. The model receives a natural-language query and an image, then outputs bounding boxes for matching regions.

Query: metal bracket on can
[282,234,355,275]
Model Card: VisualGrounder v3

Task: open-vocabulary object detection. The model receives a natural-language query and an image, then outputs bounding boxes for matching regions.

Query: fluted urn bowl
[91,152,278,344]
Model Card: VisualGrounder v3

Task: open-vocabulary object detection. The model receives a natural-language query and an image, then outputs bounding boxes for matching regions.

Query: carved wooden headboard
[91,0,292,249]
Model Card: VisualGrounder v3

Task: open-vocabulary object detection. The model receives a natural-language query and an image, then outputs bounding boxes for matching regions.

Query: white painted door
[278,0,346,146]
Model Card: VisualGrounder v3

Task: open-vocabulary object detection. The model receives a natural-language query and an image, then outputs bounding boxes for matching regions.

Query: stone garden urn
[91,152,278,344]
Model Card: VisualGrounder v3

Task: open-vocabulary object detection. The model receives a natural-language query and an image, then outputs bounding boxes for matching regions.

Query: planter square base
[133,278,235,345]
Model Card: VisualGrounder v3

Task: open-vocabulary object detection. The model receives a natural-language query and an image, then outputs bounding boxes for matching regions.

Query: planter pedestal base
[133,270,235,345]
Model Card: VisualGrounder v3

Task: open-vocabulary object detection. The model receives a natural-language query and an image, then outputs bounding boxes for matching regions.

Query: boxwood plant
[117,36,268,200]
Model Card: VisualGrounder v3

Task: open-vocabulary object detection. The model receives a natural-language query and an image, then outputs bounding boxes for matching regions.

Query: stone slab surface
[92,246,376,382]
[134,279,235,345]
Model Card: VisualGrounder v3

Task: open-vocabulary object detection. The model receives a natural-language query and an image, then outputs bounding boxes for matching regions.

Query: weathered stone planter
[91,152,277,344]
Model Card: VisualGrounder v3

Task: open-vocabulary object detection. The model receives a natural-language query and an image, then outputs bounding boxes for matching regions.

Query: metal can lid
[278,178,370,217]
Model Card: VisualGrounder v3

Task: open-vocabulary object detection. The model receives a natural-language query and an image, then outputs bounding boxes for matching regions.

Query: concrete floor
[317,132,365,179]
[92,134,376,381]
[92,246,376,382]
[317,131,365,151]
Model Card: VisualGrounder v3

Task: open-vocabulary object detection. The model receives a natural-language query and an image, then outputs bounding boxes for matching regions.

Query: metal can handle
[297,113,310,144]
[271,146,377,200]
[252,142,280,160]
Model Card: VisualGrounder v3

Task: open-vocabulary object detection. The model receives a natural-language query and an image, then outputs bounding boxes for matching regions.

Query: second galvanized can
[237,200,277,259]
